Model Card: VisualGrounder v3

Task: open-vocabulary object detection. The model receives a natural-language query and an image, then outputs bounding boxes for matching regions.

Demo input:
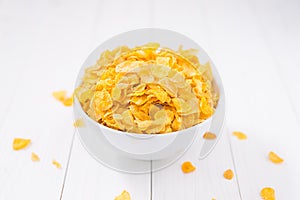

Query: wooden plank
[60,0,153,199]
[0,53,75,199]
[249,0,300,122]
[152,128,241,200]
[0,0,50,123]
[88,0,155,49]
[0,0,98,199]
[61,135,151,200]
[198,0,300,198]
[150,0,240,199]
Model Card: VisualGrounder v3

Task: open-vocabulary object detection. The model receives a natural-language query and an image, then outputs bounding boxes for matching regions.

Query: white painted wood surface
[0,0,299,199]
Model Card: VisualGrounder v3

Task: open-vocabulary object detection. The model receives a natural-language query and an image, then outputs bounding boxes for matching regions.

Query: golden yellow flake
[31,152,40,161]
[53,90,73,106]
[203,132,217,140]
[13,138,31,150]
[268,151,284,164]
[62,96,73,107]
[232,131,247,140]
[114,190,131,200]
[181,161,196,173]
[52,160,62,169]
[260,187,275,200]
[223,169,234,180]
[73,119,84,128]
[52,90,67,102]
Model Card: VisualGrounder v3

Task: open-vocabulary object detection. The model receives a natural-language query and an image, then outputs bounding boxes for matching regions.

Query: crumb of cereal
[52,160,62,169]
[260,187,275,200]
[52,90,73,106]
[223,169,234,180]
[73,119,84,127]
[181,161,196,173]
[203,132,217,139]
[268,151,284,164]
[13,138,31,150]
[232,131,247,140]
[114,190,131,200]
[31,152,40,161]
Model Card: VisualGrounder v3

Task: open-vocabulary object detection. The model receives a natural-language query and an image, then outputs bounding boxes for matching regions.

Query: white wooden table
[1,0,299,199]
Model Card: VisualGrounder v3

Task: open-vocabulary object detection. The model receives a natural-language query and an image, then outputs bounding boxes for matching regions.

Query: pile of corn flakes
[75,43,218,134]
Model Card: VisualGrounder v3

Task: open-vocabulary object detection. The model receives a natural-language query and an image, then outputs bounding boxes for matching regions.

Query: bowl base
[76,127,196,174]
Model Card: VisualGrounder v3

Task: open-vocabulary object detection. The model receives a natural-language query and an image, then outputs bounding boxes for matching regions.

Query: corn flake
[203,132,217,140]
[121,110,134,127]
[260,187,275,200]
[73,119,84,127]
[171,114,182,131]
[93,89,113,113]
[268,151,284,164]
[223,169,234,180]
[232,131,247,140]
[111,87,121,100]
[172,98,192,114]
[114,190,131,200]
[151,63,170,78]
[53,90,73,106]
[52,160,62,169]
[13,138,31,150]
[181,161,196,173]
[31,152,40,161]
[62,96,73,106]
[52,90,67,101]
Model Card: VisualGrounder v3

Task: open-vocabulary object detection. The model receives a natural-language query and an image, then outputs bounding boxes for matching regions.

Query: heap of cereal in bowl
[75,43,219,134]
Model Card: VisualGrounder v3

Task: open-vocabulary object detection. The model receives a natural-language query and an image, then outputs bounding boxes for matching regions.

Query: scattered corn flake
[181,161,196,173]
[203,132,216,140]
[13,138,31,150]
[52,160,62,169]
[73,119,84,127]
[114,190,131,200]
[223,169,234,180]
[268,151,284,164]
[52,90,67,102]
[52,90,73,106]
[260,187,275,200]
[62,96,73,106]
[31,152,40,161]
[232,131,247,140]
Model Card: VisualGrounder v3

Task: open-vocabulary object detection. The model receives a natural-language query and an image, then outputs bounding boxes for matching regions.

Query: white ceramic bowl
[74,28,224,160]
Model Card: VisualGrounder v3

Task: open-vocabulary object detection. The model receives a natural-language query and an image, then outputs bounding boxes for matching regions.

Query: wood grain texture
[61,135,151,200]
[0,0,99,199]
[149,0,240,199]
[197,0,300,198]
[152,128,241,200]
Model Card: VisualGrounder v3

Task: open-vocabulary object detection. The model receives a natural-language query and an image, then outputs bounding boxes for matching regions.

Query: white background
[0,0,300,199]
